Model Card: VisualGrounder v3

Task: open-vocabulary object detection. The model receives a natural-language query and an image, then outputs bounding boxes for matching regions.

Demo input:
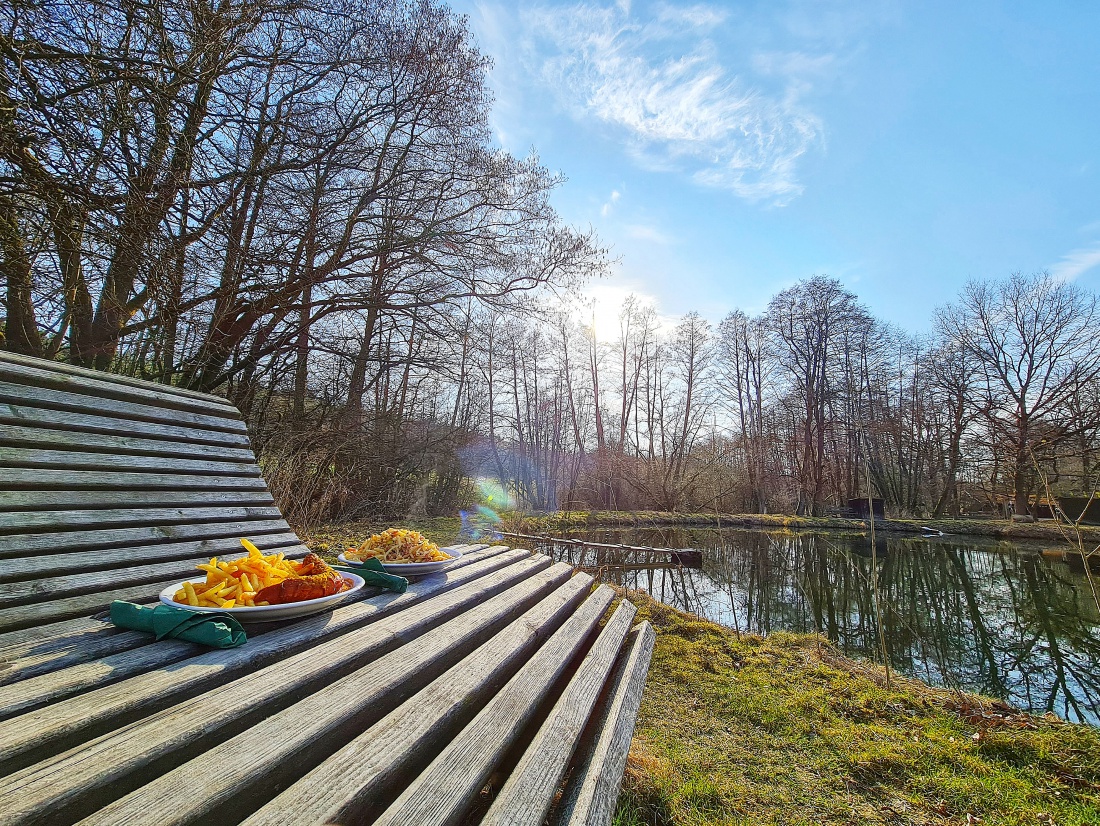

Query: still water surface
[534,528,1100,725]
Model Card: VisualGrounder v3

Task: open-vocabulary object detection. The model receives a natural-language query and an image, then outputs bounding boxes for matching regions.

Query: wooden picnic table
[0,351,654,826]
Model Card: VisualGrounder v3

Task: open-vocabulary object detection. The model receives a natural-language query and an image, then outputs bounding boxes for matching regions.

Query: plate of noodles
[338,527,462,575]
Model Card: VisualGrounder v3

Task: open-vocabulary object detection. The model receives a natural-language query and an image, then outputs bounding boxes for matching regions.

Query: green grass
[616,592,1100,825]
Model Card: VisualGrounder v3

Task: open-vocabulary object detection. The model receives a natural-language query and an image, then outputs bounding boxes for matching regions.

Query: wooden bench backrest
[0,351,304,633]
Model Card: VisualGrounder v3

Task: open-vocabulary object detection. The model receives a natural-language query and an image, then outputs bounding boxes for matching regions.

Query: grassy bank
[617,592,1100,826]
[517,510,1100,545]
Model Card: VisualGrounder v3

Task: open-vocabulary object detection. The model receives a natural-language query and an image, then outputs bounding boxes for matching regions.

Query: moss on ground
[616,592,1100,826]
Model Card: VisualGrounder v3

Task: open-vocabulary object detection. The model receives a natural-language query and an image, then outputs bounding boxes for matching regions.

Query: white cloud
[624,223,674,244]
[520,1,827,204]
[600,189,621,216]
[1049,243,1100,282]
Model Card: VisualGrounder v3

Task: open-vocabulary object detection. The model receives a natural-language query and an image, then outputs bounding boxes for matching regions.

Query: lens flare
[459,477,511,540]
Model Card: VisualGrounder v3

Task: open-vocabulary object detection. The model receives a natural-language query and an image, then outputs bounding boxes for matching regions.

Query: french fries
[172,539,299,608]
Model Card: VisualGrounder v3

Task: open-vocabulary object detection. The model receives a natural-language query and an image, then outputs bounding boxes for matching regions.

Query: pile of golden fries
[345,528,450,564]
[172,538,297,608]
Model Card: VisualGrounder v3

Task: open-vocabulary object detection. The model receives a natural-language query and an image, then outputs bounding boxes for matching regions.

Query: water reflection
[538,529,1100,725]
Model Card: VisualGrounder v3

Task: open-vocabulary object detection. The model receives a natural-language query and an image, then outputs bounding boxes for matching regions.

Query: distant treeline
[2,1,1098,523]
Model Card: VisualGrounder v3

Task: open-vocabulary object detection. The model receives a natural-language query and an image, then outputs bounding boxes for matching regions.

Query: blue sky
[450,0,1100,336]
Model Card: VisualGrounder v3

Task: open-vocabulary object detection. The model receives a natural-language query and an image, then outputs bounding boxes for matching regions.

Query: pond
[527,528,1100,726]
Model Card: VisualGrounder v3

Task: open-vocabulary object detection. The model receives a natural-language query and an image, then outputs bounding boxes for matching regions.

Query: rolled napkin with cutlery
[110,600,247,648]
[331,556,408,593]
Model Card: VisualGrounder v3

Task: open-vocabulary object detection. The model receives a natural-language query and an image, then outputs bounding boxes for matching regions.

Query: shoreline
[514,509,1100,545]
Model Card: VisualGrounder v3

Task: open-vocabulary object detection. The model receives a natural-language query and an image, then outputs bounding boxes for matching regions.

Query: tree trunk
[0,195,42,356]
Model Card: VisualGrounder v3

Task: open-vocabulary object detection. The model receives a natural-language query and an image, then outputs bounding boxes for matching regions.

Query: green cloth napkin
[333,557,408,593]
[110,601,247,648]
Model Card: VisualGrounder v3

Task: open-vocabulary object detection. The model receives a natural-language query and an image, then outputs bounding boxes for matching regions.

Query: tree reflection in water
[540,529,1100,725]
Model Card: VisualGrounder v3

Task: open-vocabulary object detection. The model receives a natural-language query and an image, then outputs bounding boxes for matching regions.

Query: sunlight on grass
[616,593,1100,826]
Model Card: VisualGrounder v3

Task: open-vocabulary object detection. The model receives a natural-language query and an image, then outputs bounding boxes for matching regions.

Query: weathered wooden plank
[0,424,257,463]
[0,467,272,492]
[80,571,597,826]
[0,381,245,435]
[0,518,293,558]
[0,504,284,536]
[0,615,126,658]
[550,622,657,826]
[481,602,640,826]
[0,356,240,417]
[0,545,497,686]
[372,588,627,826]
[0,627,146,690]
[239,577,612,826]
[0,545,305,608]
[0,446,262,477]
[0,574,206,633]
[0,546,523,724]
[0,560,572,823]
[0,403,251,447]
[0,352,235,408]
[1,488,274,515]
[0,531,296,583]
[0,548,532,765]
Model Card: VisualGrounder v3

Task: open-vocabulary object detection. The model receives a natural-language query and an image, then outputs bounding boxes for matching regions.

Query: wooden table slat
[0,561,574,825]
[0,545,310,608]
[0,532,299,584]
[0,504,285,537]
[239,575,612,826]
[1,488,275,515]
[0,545,512,719]
[372,584,626,826]
[0,446,263,477]
[0,554,557,778]
[0,356,241,417]
[1,468,272,492]
[550,622,657,826]
[0,575,206,634]
[0,423,258,463]
[481,601,640,826]
[0,402,252,447]
[0,518,294,559]
[79,571,598,826]
[0,381,245,434]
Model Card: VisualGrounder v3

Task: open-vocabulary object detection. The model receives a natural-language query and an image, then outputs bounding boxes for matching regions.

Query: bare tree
[766,276,873,515]
[936,272,1100,516]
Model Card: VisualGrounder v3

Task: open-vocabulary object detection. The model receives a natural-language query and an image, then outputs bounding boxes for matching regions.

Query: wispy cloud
[1049,243,1100,282]
[519,1,831,204]
[624,223,674,244]
[600,189,621,216]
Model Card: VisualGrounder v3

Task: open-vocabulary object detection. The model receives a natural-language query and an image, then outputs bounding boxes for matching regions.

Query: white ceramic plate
[159,573,365,621]
[337,546,462,575]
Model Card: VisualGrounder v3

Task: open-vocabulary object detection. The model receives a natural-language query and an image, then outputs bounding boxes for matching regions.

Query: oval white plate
[337,546,462,575]
[159,573,364,621]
